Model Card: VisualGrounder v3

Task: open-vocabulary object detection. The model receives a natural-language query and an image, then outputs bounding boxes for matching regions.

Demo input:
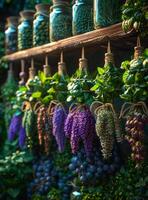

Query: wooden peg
[21,59,25,72]
[60,51,64,63]
[31,58,34,69]
[81,47,85,59]
[137,36,141,47]
[107,40,111,53]
[45,55,48,66]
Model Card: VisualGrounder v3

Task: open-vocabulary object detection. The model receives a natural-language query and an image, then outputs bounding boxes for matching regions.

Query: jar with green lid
[94,0,122,29]
[33,3,50,46]
[72,0,93,35]
[18,10,35,50]
[5,17,18,54]
[50,1,72,42]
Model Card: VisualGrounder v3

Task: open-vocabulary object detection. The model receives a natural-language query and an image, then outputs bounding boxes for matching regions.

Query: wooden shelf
[4,23,134,62]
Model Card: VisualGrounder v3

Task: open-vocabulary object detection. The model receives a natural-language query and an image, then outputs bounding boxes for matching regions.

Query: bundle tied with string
[67,47,94,105]
[90,101,123,160]
[33,101,53,155]
[120,101,148,168]
[48,100,67,153]
[105,40,114,66]
[26,58,36,88]
[22,101,39,153]
[64,103,96,156]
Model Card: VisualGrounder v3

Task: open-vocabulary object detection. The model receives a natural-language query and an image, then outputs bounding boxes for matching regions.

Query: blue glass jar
[18,10,35,50]
[50,1,72,42]
[94,0,122,29]
[72,0,93,35]
[33,3,50,46]
[5,17,18,54]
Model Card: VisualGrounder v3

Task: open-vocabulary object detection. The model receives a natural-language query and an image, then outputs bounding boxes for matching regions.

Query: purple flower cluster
[8,114,26,148]
[52,105,67,153]
[64,106,96,155]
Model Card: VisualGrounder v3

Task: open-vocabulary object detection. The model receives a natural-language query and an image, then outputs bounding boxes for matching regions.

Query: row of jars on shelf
[5,0,123,54]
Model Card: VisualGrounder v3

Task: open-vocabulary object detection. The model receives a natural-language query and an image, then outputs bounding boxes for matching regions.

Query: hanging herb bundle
[1,67,18,129]
[65,48,96,156]
[47,53,69,153]
[122,0,148,36]
[8,112,26,149]
[47,53,69,103]
[52,102,67,153]
[120,38,148,167]
[120,102,148,168]
[90,102,122,160]
[22,102,39,153]
[64,105,95,156]
[91,41,122,103]
[67,48,94,105]
[121,39,148,102]
[23,62,54,155]
[90,43,123,160]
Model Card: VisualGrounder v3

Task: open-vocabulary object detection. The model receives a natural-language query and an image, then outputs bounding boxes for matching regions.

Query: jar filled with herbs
[33,3,50,46]
[18,10,35,50]
[72,0,93,35]
[50,0,72,42]
[5,17,18,54]
[94,0,122,29]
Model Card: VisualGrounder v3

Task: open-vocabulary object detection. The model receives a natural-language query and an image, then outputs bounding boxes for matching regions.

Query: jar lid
[53,0,70,4]
[52,0,70,7]
[35,3,50,14]
[6,16,19,26]
[20,10,35,20]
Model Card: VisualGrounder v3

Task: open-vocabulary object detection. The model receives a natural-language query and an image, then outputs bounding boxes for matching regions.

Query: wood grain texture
[4,23,134,62]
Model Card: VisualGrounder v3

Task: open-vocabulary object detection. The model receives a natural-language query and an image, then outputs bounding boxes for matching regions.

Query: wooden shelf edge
[4,23,133,62]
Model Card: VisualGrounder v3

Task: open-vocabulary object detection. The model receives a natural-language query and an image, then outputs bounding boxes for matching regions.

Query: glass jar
[5,17,18,54]
[72,0,93,35]
[50,1,72,42]
[18,10,35,50]
[94,0,121,29]
[33,3,50,46]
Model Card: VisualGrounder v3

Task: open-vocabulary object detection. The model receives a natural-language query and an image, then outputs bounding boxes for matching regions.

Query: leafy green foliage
[72,159,148,200]
[0,140,33,200]
[67,69,94,105]
[53,143,72,173]
[48,72,69,103]
[47,188,61,200]
[0,24,5,58]
[91,63,122,103]
[121,49,148,102]
[122,0,148,36]
[1,70,18,129]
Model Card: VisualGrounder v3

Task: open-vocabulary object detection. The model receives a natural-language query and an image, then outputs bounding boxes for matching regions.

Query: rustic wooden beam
[4,23,134,62]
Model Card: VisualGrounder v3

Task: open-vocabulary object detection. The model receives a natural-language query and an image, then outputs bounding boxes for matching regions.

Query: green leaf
[91,83,99,91]
[97,67,104,75]
[48,87,55,94]
[122,71,129,83]
[38,71,46,84]
[121,60,130,70]
[32,91,42,98]
[67,96,73,102]
[7,188,20,198]
[42,95,53,104]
